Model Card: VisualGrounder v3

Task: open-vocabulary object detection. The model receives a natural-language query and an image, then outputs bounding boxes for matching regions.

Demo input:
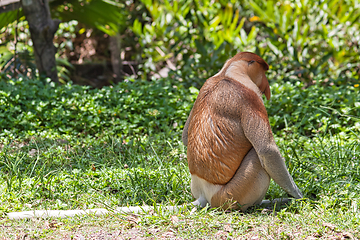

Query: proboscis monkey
[7,52,302,220]
[182,52,303,211]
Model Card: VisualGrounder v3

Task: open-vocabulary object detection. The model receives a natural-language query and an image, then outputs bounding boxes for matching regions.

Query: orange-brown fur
[187,78,267,184]
[183,52,302,210]
[211,148,270,210]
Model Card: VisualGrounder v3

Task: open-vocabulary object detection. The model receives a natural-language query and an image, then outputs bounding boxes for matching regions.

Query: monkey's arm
[242,111,303,199]
[182,108,194,146]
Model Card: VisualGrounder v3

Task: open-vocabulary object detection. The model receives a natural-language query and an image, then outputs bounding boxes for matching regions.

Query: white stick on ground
[7,206,181,220]
[7,198,290,220]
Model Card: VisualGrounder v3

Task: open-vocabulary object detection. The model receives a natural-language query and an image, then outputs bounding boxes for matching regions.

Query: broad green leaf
[266,0,274,17]
[0,46,11,54]
[234,17,246,37]
[229,9,239,32]
[247,26,257,42]
[248,0,269,22]
[267,39,283,57]
[132,19,143,36]
[240,29,247,45]
[0,10,24,30]
[173,1,178,13]
[225,4,233,27]
[51,0,124,35]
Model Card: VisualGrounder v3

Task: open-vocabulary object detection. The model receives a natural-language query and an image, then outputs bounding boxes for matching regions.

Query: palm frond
[0,9,23,31]
[51,0,125,35]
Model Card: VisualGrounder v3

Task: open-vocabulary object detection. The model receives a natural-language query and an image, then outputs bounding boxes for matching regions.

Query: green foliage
[266,79,360,136]
[2,0,359,87]
[137,0,255,49]
[131,0,359,89]
[248,0,360,82]
[0,74,359,225]
[0,1,125,35]
[267,134,360,202]
[0,1,129,81]
[0,76,195,212]
[51,0,126,36]
[132,0,259,84]
[0,10,22,31]
[1,115,359,215]
[0,18,36,79]
[0,1,360,232]
[0,77,197,139]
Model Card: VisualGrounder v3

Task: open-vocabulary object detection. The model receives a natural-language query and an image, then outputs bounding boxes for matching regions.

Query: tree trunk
[109,33,122,82]
[21,0,60,83]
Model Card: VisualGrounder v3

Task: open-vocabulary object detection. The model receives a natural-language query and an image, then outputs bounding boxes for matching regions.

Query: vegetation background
[0,0,359,239]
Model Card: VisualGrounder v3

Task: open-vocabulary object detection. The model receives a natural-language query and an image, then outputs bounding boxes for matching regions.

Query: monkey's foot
[191,196,209,208]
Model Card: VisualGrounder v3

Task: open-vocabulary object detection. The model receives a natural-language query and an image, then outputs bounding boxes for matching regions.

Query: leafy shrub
[266,79,360,137]
[133,0,259,87]
[0,77,197,139]
[132,0,359,90]
[3,0,358,90]
[1,73,358,141]
[248,0,360,83]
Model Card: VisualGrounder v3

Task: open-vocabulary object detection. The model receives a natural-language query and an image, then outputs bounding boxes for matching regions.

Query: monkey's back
[187,77,262,185]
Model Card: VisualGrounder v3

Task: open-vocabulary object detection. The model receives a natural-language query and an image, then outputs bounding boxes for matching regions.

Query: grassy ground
[0,132,359,239]
[0,78,359,239]
[1,199,359,239]
[0,135,190,214]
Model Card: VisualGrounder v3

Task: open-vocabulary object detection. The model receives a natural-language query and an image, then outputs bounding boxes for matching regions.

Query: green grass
[0,136,191,215]
[1,198,359,239]
[1,132,359,239]
[0,77,359,239]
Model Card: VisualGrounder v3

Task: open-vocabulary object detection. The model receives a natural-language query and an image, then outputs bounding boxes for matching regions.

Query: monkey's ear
[259,76,271,100]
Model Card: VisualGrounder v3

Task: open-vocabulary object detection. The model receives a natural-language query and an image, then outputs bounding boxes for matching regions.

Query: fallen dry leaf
[327,235,340,240]
[323,222,336,231]
[126,214,140,225]
[214,230,228,239]
[161,231,175,239]
[261,208,273,215]
[28,149,37,156]
[224,224,233,233]
[147,227,160,235]
[73,234,85,240]
[171,215,179,225]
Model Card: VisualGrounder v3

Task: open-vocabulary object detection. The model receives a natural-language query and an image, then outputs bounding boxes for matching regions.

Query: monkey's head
[231,52,271,100]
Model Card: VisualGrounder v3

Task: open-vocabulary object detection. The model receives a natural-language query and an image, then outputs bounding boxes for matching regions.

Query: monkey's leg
[211,148,270,211]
